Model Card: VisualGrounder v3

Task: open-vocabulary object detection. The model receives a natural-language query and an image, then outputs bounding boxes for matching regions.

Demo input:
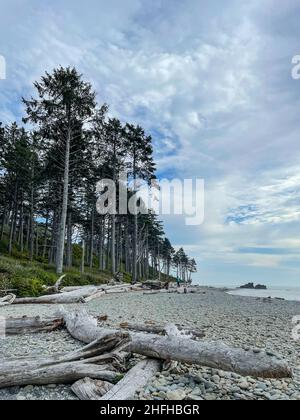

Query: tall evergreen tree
[23,67,96,274]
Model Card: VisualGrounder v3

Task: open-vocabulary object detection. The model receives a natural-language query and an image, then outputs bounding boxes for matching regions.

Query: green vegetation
[0,253,112,297]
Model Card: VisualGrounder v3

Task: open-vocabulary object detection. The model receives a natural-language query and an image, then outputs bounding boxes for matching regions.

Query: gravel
[0,288,299,400]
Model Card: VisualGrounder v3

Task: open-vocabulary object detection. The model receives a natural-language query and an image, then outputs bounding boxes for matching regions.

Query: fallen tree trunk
[119,322,205,339]
[71,378,114,400]
[100,359,162,400]
[5,316,63,335]
[62,310,292,379]
[0,332,130,388]
[105,287,130,295]
[13,287,99,304]
[83,290,106,303]
[0,293,16,306]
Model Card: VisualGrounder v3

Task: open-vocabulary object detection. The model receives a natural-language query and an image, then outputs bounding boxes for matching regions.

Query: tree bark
[89,207,95,269]
[56,123,71,274]
[81,239,85,274]
[66,211,72,268]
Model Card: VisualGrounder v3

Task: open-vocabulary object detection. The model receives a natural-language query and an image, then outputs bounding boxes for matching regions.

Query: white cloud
[0,0,300,284]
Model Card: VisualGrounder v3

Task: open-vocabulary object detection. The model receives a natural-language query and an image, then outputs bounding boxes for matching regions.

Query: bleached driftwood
[119,322,205,339]
[83,290,106,303]
[44,275,66,294]
[13,287,99,304]
[0,293,16,306]
[105,287,130,295]
[11,282,142,305]
[0,332,129,388]
[100,359,162,400]
[5,316,63,335]
[61,286,94,293]
[71,378,114,400]
[62,310,292,379]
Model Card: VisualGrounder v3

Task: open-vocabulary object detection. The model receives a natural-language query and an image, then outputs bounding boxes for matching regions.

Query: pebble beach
[0,288,300,400]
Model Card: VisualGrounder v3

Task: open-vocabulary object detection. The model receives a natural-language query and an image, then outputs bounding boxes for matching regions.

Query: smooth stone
[204,393,217,401]
[166,390,186,400]
[239,381,250,390]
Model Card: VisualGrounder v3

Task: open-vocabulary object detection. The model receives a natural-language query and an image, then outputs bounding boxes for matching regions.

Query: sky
[0,0,300,287]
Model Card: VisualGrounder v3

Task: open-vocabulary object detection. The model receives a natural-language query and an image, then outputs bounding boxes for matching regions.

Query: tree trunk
[56,123,71,274]
[71,378,113,400]
[0,333,128,388]
[119,322,205,339]
[132,214,138,284]
[66,211,72,267]
[29,170,35,261]
[62,310,292,379]
[13,286,99,304]
[100,359,161,400]
[0,294,16,306]
[89,207,95,269]
[81,239,85,274]
[98,218,104,271]
[4,316,63,335]
[42,214,49,258]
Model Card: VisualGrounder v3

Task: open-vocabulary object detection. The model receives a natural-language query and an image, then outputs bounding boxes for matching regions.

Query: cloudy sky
[1,0,300,286]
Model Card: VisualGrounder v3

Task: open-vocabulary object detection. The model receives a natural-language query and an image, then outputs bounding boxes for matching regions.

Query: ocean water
[227,287,300,302]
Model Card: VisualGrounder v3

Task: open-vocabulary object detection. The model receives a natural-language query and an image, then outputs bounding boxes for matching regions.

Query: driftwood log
[119,322,205,339]
[62,310,292,379]
[100,359,162,400]
[44,275,66,294]
[4,316,63,335]
[13,287,99,304]
[11,283,143,305]
[0,332,130,388]
[0,293,16,306]
[71,378,114,400]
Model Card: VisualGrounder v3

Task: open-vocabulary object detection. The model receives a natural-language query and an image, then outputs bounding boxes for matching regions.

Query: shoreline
[0,289,299,400]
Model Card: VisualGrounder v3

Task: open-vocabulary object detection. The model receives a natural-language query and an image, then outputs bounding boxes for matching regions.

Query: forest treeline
[0,67,197,283]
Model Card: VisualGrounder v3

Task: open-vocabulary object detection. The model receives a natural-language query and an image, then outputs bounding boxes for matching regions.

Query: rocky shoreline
[0,288,299,400]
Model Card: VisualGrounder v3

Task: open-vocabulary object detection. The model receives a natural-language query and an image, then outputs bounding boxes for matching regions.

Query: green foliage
[122,272,132,283]
[0,256,58,296]
[14,278,45,297]
[0,256,112,297]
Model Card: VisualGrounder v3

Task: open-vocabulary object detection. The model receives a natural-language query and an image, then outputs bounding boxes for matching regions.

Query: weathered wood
[13,287,98,304]
[119,322,205,339]
[100,359,162,400]
[0,293,16,306]
[105,287,130,294]
[5,316,63,335]
[83,290,106,303]
[142,280,163,290]
[62,310,292,379]
[143,291,160,295]
[71,378,114,400]
[0,332,130,388]
[44,275,66,294]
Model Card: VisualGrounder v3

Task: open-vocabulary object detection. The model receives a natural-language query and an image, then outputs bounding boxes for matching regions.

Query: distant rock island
[239,283,267,290]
